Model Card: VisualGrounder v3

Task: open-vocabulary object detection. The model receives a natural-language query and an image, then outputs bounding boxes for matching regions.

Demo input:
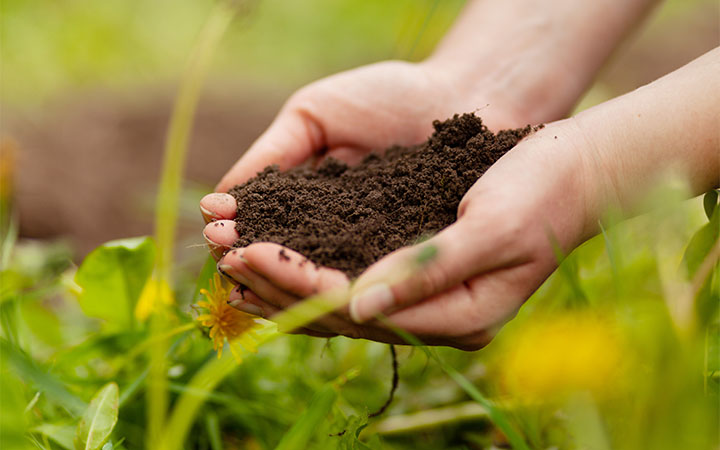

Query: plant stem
[146,2,237,447]
[160,327,277,450]
[365,401,488,436]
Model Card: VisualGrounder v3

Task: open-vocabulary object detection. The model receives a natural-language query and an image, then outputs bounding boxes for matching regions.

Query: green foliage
[1,0,464,107]
[274,383,339,450]
[74,383,119,450]
[684,204,719,278]
[1,338,87,415]
[75,237,155,329]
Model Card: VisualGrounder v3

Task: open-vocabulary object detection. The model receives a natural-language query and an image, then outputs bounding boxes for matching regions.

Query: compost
[228,114,534,278]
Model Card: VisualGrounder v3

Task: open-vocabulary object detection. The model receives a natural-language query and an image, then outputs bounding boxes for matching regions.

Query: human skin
[201,1,720,349]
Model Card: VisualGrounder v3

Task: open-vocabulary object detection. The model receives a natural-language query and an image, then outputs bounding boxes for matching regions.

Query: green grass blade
[1,338,86,416]
[146,2,237,446]
[274,384,338,450]
[377,319,530,450]
[599,220,622,295]
[159,354,238,450]
[548,232,588,306]
[205,411,223,450]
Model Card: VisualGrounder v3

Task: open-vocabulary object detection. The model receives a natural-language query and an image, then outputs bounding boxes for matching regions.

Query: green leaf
[74,382,119,450]
[192,255,217,303]
[274,384,338,450]
[338,415,376,450]
[704,190,718,221]
[75,237,155,329]
[20,300,63,347]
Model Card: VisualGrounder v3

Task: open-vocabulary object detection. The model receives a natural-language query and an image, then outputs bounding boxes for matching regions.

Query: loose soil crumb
[229,114,534,278]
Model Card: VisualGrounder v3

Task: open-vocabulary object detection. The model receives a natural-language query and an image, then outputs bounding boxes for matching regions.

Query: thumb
[215,104,324,192]
[348,219,505,323]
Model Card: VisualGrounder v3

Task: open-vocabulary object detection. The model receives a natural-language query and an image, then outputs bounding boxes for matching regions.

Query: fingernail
[200,205,220,219]
[349,283,394,323]
[229,301,264,317]
[218,263,251,286]
[228,285,246,302]
[203,232,219,248]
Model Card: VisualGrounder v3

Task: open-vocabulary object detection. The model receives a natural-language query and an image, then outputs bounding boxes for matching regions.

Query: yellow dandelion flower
[195,273,261,362]
[496,312,625,402]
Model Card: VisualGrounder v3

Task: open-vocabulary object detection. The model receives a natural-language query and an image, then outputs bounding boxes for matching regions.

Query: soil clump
[229,114,534,278]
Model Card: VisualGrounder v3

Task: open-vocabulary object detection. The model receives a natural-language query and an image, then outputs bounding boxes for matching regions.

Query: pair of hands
[200,61,596,350]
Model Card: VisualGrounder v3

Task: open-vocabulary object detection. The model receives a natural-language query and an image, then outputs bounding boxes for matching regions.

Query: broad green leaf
[75,237,155,328]
[274,384,338,450]
[74,382,119,450]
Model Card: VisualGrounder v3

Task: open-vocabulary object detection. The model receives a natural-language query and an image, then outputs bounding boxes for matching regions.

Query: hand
[201,47,720,350]
[198,2,719,350]
[201,112,593,349]
[212,60,524,194]
[200,60,537,346]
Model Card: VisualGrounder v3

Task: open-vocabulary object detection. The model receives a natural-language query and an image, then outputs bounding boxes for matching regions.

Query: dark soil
[229,114,535,278]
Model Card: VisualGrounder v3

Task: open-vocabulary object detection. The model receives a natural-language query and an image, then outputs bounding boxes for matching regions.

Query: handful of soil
[228,114,533,278]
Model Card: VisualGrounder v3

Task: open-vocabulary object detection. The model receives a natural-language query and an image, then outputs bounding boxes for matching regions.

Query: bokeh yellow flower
[497,312,625,402]
[196,273,261,362]
[135,277,175,321]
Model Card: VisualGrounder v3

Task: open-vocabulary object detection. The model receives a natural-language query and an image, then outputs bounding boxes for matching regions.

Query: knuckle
[411,265,449,302]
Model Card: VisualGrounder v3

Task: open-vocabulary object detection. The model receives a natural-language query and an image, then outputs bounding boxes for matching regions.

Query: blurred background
[1,2,719,449]
[1,0,718,259]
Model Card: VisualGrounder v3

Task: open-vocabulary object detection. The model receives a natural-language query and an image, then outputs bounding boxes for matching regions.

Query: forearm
[424,0,659,125]
[574,47,720,238]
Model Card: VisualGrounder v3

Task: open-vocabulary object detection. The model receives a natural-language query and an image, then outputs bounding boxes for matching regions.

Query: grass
[0,196,718,448]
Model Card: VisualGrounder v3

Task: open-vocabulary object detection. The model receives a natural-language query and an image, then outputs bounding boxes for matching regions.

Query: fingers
[219,248,357,334]
[241,243,349,298]
[200,193,237,223]
[203,220,239,260]
[215,107,325,192]
[227,286,277,317]
[383,262,540,341]
[349,217,521,323]
[227,288,337,338]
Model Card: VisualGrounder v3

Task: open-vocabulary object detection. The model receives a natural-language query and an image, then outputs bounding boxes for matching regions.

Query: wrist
[420,36,584,128]
[504,119,604,251]
[421,0,658,127]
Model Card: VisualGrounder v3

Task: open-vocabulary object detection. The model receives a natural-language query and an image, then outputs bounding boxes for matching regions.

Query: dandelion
[195,273,261,362]
[496,312,625,402]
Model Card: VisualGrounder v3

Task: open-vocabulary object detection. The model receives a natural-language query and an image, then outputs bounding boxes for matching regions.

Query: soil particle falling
[228,114,535,278]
